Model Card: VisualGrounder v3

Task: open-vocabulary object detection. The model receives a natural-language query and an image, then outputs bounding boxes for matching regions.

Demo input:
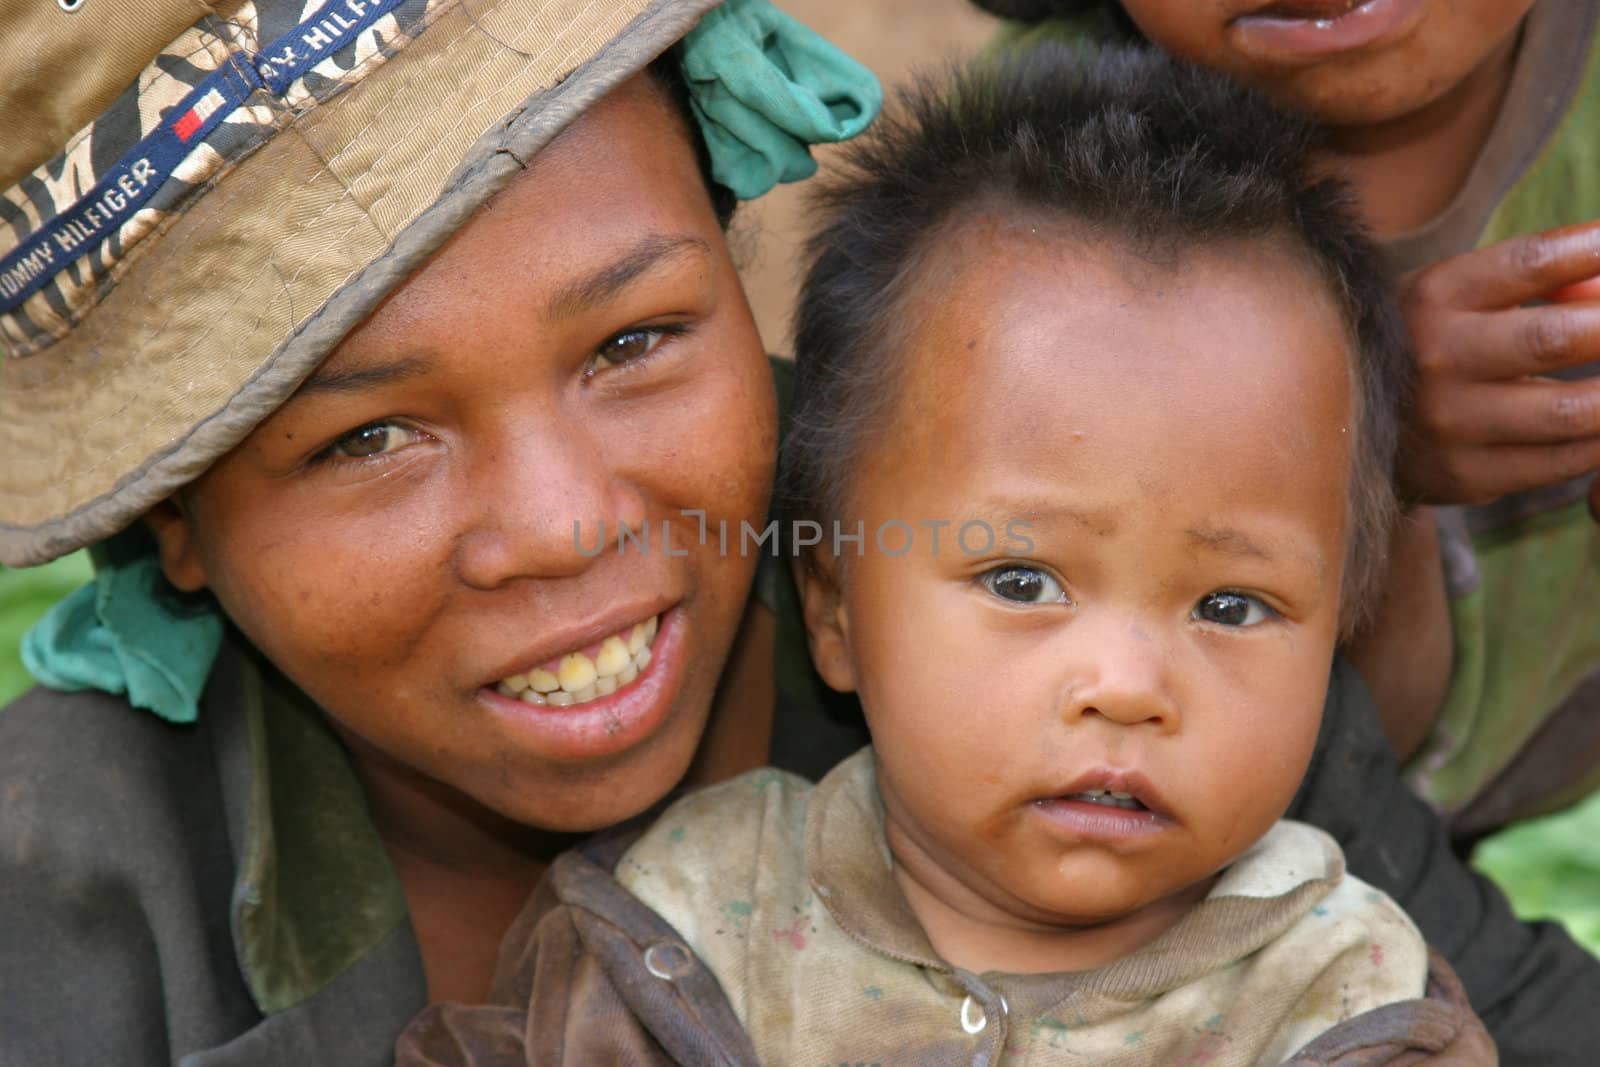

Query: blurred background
[736,0,992,353]
[1,0,1595,957]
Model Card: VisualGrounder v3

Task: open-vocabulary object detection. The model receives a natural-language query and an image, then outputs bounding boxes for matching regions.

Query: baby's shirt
[617,748,1431,1066]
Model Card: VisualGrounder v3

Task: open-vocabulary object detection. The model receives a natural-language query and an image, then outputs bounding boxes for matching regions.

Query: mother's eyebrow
[545,234,711,320]
[295,356,431,398]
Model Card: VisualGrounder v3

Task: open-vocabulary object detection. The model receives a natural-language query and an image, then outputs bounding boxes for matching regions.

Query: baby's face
[1115,0,1533,129]
[808,222,1353,957]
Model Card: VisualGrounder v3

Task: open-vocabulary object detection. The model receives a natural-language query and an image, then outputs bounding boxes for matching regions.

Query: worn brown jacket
[398,823,1496,1067]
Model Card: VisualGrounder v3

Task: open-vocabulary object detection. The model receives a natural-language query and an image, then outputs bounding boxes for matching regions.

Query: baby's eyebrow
[545,234,711,321]
[1185,525,1274,560]
[977,501,1119,537]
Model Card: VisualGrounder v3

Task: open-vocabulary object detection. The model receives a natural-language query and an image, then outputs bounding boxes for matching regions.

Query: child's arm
[1396,220,1600,510]
[1341,508,1454,761]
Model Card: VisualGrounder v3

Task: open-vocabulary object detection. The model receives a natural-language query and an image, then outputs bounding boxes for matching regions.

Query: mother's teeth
[498,614,661,708]
[596,637,631,677]
[558,653,597,693]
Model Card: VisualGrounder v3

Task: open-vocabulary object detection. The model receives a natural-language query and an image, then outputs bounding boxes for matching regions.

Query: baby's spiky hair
[782,43,1412,633]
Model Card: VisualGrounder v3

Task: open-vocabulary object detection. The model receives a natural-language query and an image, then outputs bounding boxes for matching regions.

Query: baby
[398,43,1493,1067]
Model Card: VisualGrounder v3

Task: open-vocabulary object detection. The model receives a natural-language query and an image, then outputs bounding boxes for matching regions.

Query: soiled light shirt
[618,748,1429,1066]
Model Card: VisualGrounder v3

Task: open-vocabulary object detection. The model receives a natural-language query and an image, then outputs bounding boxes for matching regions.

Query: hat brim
[0,0,722,565]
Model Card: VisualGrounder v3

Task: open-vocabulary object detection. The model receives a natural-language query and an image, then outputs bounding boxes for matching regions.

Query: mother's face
[151,75,776,832]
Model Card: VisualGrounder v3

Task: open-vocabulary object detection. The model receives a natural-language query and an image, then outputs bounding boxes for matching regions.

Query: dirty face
[806,221,1352,962]
[1115,0,1534,128]
[151,76,775,834]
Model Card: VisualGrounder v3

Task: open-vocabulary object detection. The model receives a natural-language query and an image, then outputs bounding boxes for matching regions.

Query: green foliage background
[0,554,91,704]
[0,560,1595,956]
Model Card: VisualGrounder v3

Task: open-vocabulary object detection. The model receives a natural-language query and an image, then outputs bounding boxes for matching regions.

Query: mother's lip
[482,598,676,688]
[478,604,686,764]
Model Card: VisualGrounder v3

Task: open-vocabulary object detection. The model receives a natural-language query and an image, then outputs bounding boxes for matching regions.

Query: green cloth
[231,635,412,1015]
[680,0,881,199]
[20,527,220,724]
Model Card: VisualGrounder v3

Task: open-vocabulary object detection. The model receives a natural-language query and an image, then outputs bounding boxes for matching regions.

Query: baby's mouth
[1057,789,1149,812]
[495,614,659,708]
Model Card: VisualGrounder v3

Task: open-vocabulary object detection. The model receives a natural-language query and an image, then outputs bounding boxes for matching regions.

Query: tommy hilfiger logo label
[254,0,393,96]
[0,0,408,318]
[0,158,160,301]
[174,89,229,142]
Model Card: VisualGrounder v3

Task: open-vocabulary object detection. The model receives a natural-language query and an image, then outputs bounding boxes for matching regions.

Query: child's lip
[1038,767,1173,820]
[1229,0,1426,61]
[1248,0,1370,18]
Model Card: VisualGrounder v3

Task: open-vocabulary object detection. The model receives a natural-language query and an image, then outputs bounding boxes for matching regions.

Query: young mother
[0,0,874,1062]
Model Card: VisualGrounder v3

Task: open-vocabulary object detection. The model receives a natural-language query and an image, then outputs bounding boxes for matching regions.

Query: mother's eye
[589,324,687,374]
[981,565,1067,605]
[1192,591,1274,627]
[313,420,426,464]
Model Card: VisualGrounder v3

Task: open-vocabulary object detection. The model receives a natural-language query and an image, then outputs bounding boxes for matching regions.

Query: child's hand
[1398,220,1600,508]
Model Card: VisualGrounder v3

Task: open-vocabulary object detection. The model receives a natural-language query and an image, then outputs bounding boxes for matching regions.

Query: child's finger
[1552,276,1600,303]
[1437,303,1600,380]
[1412,221,1600,311]
[1418,377,1600,447]
[1444,437,1600,503]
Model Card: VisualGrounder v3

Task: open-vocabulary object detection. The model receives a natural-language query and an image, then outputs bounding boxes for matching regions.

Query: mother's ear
[142,497,209,593]
[794,554,858,694]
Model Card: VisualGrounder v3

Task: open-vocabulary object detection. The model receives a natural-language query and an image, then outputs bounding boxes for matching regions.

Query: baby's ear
[794,554,857,693]
[142,497,210,593]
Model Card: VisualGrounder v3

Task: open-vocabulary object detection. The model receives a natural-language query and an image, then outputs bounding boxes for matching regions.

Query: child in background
[973,5,1600,1060]
[399,45,1492,1066]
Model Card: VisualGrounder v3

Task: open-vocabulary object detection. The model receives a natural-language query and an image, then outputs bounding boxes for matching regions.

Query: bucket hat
[0,0,878,567]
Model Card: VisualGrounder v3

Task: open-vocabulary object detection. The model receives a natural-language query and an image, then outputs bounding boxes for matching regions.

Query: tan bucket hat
[0,0,727,566]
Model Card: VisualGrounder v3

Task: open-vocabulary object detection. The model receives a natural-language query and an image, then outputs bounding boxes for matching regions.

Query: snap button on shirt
[644,940,695,981]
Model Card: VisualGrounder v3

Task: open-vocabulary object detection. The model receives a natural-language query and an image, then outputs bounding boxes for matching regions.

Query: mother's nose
[1057,615,1180,734]
[453,415,646,589]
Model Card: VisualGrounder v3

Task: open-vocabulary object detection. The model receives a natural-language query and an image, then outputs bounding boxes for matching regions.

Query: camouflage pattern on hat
[0,0,448,357]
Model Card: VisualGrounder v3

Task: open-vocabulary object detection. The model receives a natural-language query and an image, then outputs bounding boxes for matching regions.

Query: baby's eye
[321,421,423,463]
[981,566,1066,605]
[590,325,684,373]
[1192,591,1274,627]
